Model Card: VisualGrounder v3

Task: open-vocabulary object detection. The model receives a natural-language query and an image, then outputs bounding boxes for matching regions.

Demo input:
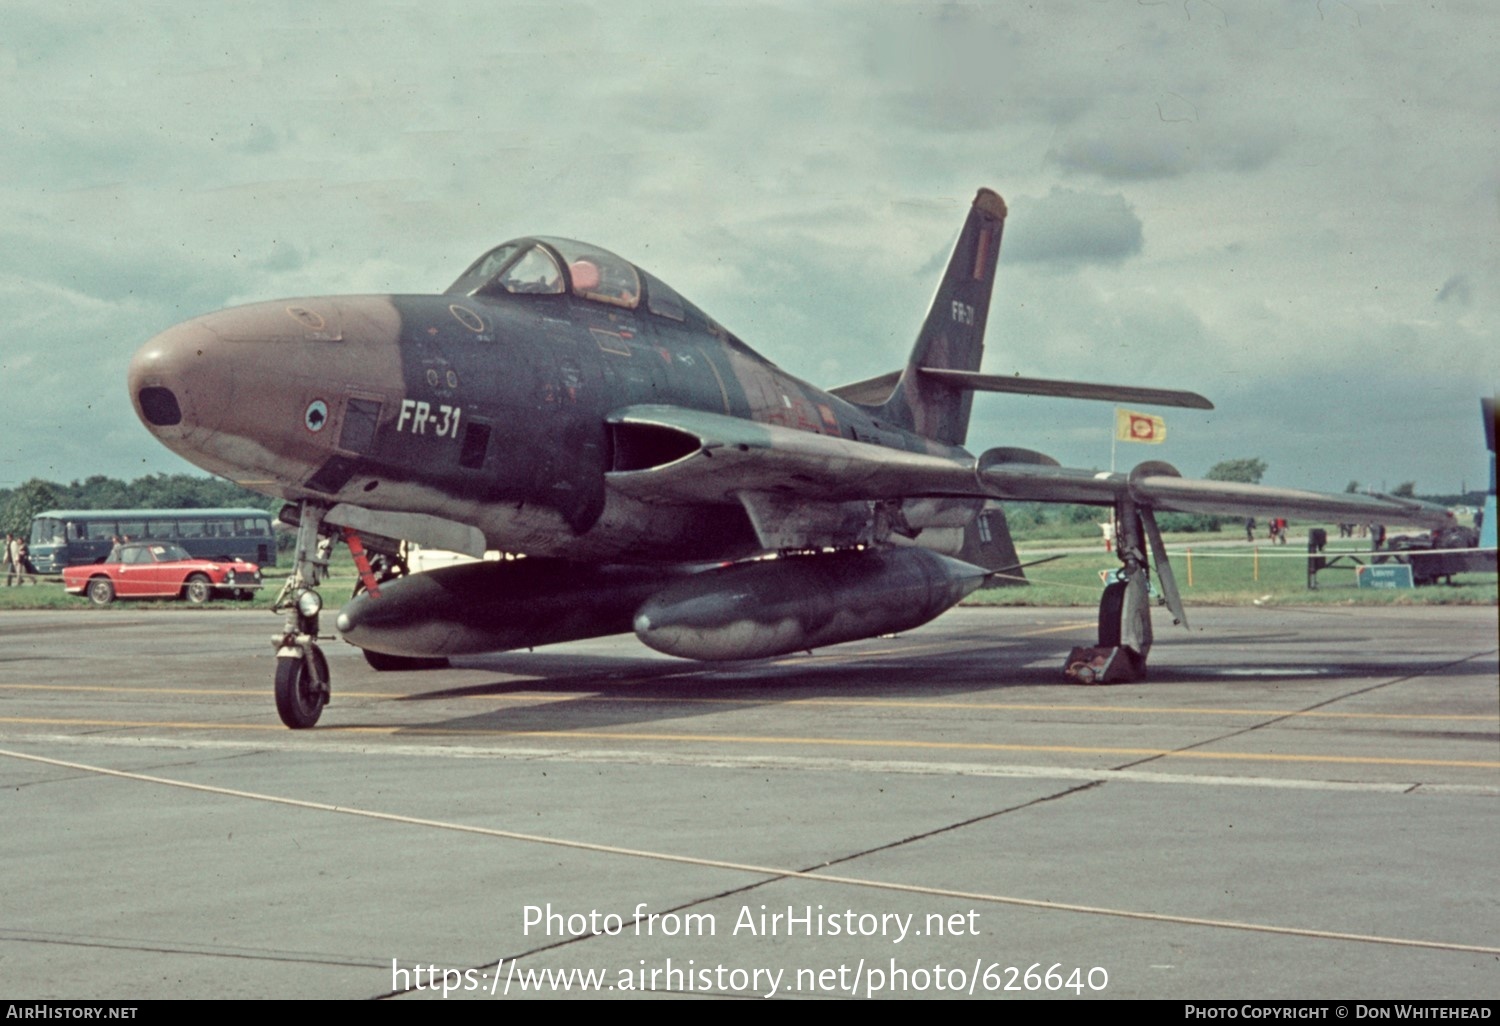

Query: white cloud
[0,1,1494,496]
[1003,188,1144,265]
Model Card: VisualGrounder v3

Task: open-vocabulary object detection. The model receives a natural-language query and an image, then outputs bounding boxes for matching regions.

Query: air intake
[138,387,182,426]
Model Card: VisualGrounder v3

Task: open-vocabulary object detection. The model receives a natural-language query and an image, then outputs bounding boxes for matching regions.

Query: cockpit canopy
[440,235,774,360]
[447,237,645,311]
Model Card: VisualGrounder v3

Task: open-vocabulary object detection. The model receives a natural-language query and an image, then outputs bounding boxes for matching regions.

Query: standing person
[1245,517,1256,542]
[5,533,23,586]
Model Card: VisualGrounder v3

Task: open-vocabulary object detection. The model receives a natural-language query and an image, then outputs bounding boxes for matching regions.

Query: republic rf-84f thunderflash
[128,188,1451,728]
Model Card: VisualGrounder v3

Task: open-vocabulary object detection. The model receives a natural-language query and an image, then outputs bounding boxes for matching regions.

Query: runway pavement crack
[0,928,376,970]
[377,778,1105,1000]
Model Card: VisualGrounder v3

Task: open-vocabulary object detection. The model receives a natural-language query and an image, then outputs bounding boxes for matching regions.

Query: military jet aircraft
[128,188,1450,727]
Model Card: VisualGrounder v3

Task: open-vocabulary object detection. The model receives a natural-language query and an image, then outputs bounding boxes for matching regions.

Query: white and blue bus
[27,508,277,574]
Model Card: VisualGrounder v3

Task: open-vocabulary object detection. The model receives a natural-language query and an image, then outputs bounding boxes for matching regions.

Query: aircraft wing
[605,404,977,504]
[606,404,1452,529]
[978,459,1454,527]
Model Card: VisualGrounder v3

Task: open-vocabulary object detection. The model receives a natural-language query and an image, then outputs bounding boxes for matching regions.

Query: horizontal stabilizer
[830,368,1213,410]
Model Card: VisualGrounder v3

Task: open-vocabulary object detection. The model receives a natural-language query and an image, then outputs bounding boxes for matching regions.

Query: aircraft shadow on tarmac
[329,625,1488,735]
[351,634,1081,734]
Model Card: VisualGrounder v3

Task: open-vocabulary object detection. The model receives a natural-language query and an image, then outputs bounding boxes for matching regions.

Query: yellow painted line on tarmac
[0,716,311,732]
[1,684,398,700]
[1,682,1490,722]
[2,716,1494,769]
[1016,622,1098,636]
[772,622,1094,662]
[771,640,963,662]
[378,730,1494,770]
[3,684,261,697]
[591,695,1494,723]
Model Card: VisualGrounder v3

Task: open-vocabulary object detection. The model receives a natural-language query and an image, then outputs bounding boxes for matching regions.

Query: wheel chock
[1064,646,1145,684]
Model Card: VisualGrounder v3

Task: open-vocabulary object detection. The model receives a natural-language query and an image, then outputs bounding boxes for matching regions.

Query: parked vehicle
[28,508,276,575]
[62,541,263,606]
[1379,525,1495,586]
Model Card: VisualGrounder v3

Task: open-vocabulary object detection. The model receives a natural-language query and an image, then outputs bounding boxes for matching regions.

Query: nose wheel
[275,647,330,729]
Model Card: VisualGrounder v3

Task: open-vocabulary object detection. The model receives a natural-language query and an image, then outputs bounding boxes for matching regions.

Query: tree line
[0,475,279,536]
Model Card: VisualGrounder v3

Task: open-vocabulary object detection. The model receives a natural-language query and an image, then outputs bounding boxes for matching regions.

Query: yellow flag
[1116,408,1166,444]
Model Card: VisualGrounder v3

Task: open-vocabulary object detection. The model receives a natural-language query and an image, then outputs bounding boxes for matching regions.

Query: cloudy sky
[3,1,1495,499]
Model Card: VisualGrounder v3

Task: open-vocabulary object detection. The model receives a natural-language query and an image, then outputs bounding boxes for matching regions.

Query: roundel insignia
[304,399,329,433]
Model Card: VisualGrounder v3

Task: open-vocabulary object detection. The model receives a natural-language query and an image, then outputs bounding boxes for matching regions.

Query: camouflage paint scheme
[127,188,1455,726]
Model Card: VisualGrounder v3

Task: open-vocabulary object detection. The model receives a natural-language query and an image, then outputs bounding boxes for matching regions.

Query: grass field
[2,528,1493,612]
[975,537,1497,607]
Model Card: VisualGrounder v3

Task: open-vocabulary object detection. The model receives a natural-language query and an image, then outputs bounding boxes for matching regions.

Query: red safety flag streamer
[342,527,381,598]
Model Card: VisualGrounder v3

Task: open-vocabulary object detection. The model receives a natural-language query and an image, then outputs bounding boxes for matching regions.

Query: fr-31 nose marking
[397,398,462,438]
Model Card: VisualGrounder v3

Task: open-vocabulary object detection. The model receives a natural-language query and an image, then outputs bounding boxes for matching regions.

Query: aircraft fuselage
[130,282,971,564]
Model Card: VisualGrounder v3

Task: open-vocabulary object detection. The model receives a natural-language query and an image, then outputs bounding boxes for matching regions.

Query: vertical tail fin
[958,503,1025,585]
[877,188,1007,446]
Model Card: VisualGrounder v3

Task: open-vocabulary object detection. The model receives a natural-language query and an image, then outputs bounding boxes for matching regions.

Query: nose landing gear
[271,501,331,728]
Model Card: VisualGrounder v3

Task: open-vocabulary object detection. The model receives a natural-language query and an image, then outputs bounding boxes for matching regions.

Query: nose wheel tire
[275,646,329,729]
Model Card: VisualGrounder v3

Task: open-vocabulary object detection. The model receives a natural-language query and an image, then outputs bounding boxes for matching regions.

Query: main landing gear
[1066,568,1153,684]
[1065,494,1185,685]
[271,501,332,728]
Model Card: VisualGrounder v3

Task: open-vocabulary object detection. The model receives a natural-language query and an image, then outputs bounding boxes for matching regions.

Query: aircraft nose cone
[129,317,228,434]
[127,295,404,489]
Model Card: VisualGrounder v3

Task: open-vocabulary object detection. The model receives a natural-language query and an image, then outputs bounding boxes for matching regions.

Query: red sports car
[63,541,264,606]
